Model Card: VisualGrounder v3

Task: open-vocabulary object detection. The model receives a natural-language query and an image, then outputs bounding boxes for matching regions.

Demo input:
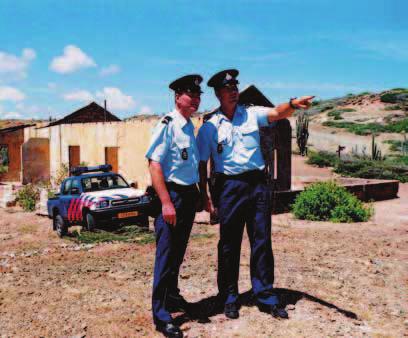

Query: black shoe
[257,303,289,319]
[269,305,289,319]
[156,322,183,338]
[224,303,239,319]
[167,294,189,312]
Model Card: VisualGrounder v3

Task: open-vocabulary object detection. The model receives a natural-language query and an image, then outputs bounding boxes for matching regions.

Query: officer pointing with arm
[146,74,203,338]
[197,69,313,320]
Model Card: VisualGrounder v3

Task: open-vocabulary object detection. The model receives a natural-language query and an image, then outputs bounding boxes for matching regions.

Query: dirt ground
[1,161,407,337]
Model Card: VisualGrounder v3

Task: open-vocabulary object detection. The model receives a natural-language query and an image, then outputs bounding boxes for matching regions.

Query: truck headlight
[97,200,109,208]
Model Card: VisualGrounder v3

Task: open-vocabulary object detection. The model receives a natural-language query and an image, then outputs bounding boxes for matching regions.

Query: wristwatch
[289,97,298,109]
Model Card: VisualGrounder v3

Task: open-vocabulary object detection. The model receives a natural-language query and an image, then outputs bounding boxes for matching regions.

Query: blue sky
[0,0,406,119]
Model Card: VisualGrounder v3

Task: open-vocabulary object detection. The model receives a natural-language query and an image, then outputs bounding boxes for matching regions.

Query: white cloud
[0,48,36,79]
[15,103,42,115]
[96,87,136,111]
[63,90,94,102]
[50,45,96,74]
[100,64,121,76]
[0,86,25,101]
[137,105,153,115]
[3,111,22,119]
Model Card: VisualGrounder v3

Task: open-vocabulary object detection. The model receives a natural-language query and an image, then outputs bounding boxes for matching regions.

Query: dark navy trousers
[216,170,279,306]
[152,183,198,325]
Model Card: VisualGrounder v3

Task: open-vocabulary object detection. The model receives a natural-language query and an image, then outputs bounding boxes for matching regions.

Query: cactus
[371,134,382,161]
[296,113,309,156]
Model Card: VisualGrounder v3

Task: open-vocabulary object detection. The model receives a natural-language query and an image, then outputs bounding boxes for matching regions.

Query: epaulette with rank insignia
[161,115,173,125]
[203,111,216,123]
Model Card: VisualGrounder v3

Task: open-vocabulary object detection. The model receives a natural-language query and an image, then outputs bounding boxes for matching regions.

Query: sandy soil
[1,160,407,337]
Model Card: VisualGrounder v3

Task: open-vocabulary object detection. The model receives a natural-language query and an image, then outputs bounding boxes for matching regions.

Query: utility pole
[104,100,107,122]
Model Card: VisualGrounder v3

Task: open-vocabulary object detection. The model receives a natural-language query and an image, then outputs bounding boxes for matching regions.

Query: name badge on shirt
[181,148,188,160]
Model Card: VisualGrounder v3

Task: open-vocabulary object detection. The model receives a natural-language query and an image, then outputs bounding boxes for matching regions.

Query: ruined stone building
[0,86,291,191]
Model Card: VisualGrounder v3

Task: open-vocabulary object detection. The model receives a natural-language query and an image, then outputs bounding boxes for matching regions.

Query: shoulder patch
[161,115,173,125]
[203,112,215,123]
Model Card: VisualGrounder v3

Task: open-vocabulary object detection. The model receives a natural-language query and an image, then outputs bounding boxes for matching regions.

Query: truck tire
[55,214,68,238]
[85,212,96,232]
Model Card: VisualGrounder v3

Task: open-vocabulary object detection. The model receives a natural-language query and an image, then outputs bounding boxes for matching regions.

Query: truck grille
[111,196,149,207]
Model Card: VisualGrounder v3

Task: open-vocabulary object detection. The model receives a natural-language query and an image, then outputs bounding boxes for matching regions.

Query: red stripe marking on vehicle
[76,195,86,221]
[67,198,75,222]
[72,198,80,222]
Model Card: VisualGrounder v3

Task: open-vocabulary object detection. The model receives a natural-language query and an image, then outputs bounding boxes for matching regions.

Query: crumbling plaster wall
[24,117,202,189]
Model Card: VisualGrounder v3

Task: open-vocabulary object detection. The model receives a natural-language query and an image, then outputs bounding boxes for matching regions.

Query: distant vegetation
[323,118,408,135]
[384,105,402,111]
[380,88,408,104]
[306,150,408,183]
[384,138,408,154]
[327,108,356,120]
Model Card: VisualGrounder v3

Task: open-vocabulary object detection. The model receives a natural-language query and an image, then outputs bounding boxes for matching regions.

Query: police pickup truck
[47,165,152,237]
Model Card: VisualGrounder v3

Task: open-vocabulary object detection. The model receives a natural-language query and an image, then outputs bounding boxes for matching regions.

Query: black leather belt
[166,182,198,193]
[216,170,265,182]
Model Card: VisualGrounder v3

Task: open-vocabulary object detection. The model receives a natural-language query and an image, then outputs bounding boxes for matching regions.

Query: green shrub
[0,165,8,174]
[16,184,40,211]
[384,105,401,111]
[53,163,69,187]
[292,181,373,222]
[320,104,334,112]
[311,100,321,106]
[381,93,398,103]
[384,139,408,153]
[307,150,338,167]
[326,109,355,120]
[380,88,408,103]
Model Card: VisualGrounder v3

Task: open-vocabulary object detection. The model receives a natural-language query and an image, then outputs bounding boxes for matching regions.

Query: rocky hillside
[304,88,408,135]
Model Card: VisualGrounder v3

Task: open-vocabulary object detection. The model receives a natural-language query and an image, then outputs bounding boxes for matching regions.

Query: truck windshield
[81,175,129,192]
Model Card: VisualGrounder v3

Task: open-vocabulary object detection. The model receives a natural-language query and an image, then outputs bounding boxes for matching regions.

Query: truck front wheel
[85,212,97,232]
[55,214,68,238]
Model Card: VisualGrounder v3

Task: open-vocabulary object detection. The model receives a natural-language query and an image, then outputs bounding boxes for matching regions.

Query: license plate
[118,211,139,219]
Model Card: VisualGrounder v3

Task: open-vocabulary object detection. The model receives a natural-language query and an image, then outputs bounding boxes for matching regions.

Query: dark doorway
[105,147,118,173]
[69,146,80,172]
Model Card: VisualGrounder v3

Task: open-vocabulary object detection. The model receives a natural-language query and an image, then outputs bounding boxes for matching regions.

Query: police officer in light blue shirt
[197,69,314,321]
[146,74,202,338]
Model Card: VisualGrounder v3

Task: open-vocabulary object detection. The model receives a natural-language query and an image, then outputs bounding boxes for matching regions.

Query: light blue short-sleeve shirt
[196,105,276,175]
[146,109,199,185]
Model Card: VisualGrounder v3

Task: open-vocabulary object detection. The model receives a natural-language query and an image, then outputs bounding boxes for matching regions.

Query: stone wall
[24,117,203,189]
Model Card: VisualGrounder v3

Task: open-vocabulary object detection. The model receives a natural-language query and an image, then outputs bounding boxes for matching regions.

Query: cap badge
[194,78,200,85]
[225,73,232,81]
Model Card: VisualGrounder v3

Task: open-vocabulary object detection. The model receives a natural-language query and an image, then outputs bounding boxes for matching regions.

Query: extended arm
[267,96,315,123]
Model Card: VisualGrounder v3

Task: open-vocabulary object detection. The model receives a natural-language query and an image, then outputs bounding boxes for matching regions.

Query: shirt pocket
[239,124,259,149]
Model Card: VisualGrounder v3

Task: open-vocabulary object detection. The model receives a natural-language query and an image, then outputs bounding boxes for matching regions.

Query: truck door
[60,179,73,221]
